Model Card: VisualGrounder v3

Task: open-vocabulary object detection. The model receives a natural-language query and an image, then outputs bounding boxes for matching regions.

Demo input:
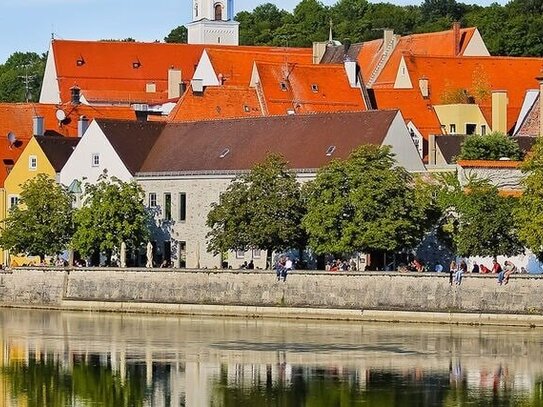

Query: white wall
[383,111,426,172]
[39,43,61,104]
[59,121,132,190]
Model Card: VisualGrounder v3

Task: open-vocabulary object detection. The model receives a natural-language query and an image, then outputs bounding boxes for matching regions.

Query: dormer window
[325,145,336,156]
[280,82,288,91]
[311,84,319,93]
[219,148,230,158]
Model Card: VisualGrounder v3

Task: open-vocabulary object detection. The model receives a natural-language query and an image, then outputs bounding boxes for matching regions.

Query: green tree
[237,4,290,45]
[0,51,46,102]
[457,132,522,161]
[164,25,188,43]
[206,154,305,267]
[302,145,430,258]
[515,138,543,260]
[72,173,150,264]
[273,0,329,47]
[0,174,74,261]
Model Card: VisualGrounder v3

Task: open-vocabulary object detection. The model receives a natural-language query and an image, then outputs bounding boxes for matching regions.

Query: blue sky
[1,0,506,64]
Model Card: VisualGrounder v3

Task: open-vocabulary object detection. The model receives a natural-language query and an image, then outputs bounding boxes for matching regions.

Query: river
[0,308,542,406]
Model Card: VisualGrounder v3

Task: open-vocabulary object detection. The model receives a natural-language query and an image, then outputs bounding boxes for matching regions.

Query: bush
[457,132,522,161]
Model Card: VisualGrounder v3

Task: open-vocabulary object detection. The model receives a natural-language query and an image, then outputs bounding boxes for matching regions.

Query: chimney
[344,61,358,88]
[168,68,182,99]
[77,116,89,137]
[32,116,44,136]
[383,29,394,47]
[70,85,81,105]
[537,69,543,137]
[418,76,429,98]
[312,42,327,64]
[491,90,508,134]
[453,22,461,56]
[428,134,436,165]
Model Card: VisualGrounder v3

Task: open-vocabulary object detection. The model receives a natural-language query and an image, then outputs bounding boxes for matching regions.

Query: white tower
[187,0,239,45]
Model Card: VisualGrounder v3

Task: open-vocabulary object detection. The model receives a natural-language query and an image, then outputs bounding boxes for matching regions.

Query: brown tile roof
[435,135,465,164]
[35,136,80,172]
[139,110,398,173]
[168,86,262,122]
[94,119,165,174]
[254,62,367,115]
[517,95,540,137]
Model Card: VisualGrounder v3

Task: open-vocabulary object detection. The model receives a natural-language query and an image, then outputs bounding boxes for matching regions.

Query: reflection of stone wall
[3,269,543,319]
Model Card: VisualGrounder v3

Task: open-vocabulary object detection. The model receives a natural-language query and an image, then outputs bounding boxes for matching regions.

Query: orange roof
[168,86,262,122]
[255,62,367,115]
[51,40,212,105]
[205,47,311,86]
[0,103,136,187]
[372,88,442,140]
[397,55,543,132]
[361,27,477,86]
[457,159,522,168]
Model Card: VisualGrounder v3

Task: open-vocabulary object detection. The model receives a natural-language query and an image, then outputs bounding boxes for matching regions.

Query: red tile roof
[457,159,521,168]
[168,86,262,122]
[254,62,367,115]
[205,47,312,86]
[50,40,212,105]
[372,88,442,140]
[360,27,477,86]
[0,103,136,186]
[396,55,543,132]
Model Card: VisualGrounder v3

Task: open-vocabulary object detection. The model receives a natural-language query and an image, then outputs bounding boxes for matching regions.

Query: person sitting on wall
[479,264,491,273]
[246,260,254,269]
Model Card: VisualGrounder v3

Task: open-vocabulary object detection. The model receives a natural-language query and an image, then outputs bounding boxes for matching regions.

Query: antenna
[18,64,36,102]
[7,132,17,149]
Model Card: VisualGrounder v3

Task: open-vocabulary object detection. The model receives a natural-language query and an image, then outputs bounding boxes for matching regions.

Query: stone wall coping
[7,267,543,279]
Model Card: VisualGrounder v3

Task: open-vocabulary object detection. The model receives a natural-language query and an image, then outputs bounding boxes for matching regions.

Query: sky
[1,0,507,64]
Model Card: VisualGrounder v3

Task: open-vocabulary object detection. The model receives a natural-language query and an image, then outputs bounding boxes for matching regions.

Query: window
[148,193,157,207]
[252,249,261,258]
[9,195,19,209]
[311,84,319,93]
[481,125,487,136]
[179,192,186,221]
[449,124,456,134]
[243,105,250,113]
[91,153,100,167]
[214,3,222,20]
[440,125,446,133]
[28,155,37,170]
[164,193,172,220]
[280,82,288,91]
[466,123,476,135]
[236,250,245,259]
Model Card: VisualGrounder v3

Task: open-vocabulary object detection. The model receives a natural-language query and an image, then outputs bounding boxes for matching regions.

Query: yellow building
[433,103,490,136]
[2,135,79,265]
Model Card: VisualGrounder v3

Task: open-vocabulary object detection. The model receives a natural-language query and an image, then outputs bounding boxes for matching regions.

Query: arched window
[214,3,223,20]
[194,3,198,17]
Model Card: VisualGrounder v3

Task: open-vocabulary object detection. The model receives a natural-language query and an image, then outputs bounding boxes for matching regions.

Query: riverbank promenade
[1,267,542,327]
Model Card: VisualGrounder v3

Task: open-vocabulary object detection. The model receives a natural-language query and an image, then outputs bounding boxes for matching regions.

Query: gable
[382,112,426,172]
[39,43,60,104]
[393,56,413,89]
[462,29,490,57]
[193,50,220,86]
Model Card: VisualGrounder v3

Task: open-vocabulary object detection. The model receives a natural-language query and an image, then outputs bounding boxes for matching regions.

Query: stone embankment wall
[0,268,542,324]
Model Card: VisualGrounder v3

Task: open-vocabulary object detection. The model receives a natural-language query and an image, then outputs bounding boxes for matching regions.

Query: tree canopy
[164,26,188,43]
[0,174,75,260]
[457,132,522,161]
[302,145,431,257]
[71,174,150,262]
[515,138,543,261]
[0,52,46,102]
[206,154,305,264]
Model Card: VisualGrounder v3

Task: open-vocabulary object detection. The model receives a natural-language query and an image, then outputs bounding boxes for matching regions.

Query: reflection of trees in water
[2,355,150,407]
[211,365,543,407]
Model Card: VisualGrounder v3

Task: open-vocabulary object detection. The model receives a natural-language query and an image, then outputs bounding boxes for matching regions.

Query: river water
[0,309,542,406]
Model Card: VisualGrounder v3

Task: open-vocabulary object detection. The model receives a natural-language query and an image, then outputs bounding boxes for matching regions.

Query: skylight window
[219,148,230,158]
[280,82,288,91]
[311,84,319,93]
[325,145,336,156]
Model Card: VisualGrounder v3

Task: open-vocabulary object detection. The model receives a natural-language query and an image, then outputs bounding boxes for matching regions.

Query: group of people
[448,259,524,286]
[274,256,293,281]
[326,259,357,272]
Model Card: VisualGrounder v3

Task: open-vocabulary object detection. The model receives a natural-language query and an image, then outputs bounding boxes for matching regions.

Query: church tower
[187,0,239,45]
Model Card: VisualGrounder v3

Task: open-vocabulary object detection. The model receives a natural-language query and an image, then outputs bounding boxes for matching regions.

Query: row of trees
[207,140,543,269]
[0,173,149,264]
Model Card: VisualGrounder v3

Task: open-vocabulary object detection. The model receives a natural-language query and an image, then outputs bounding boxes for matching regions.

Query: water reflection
[0,309,542,406]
